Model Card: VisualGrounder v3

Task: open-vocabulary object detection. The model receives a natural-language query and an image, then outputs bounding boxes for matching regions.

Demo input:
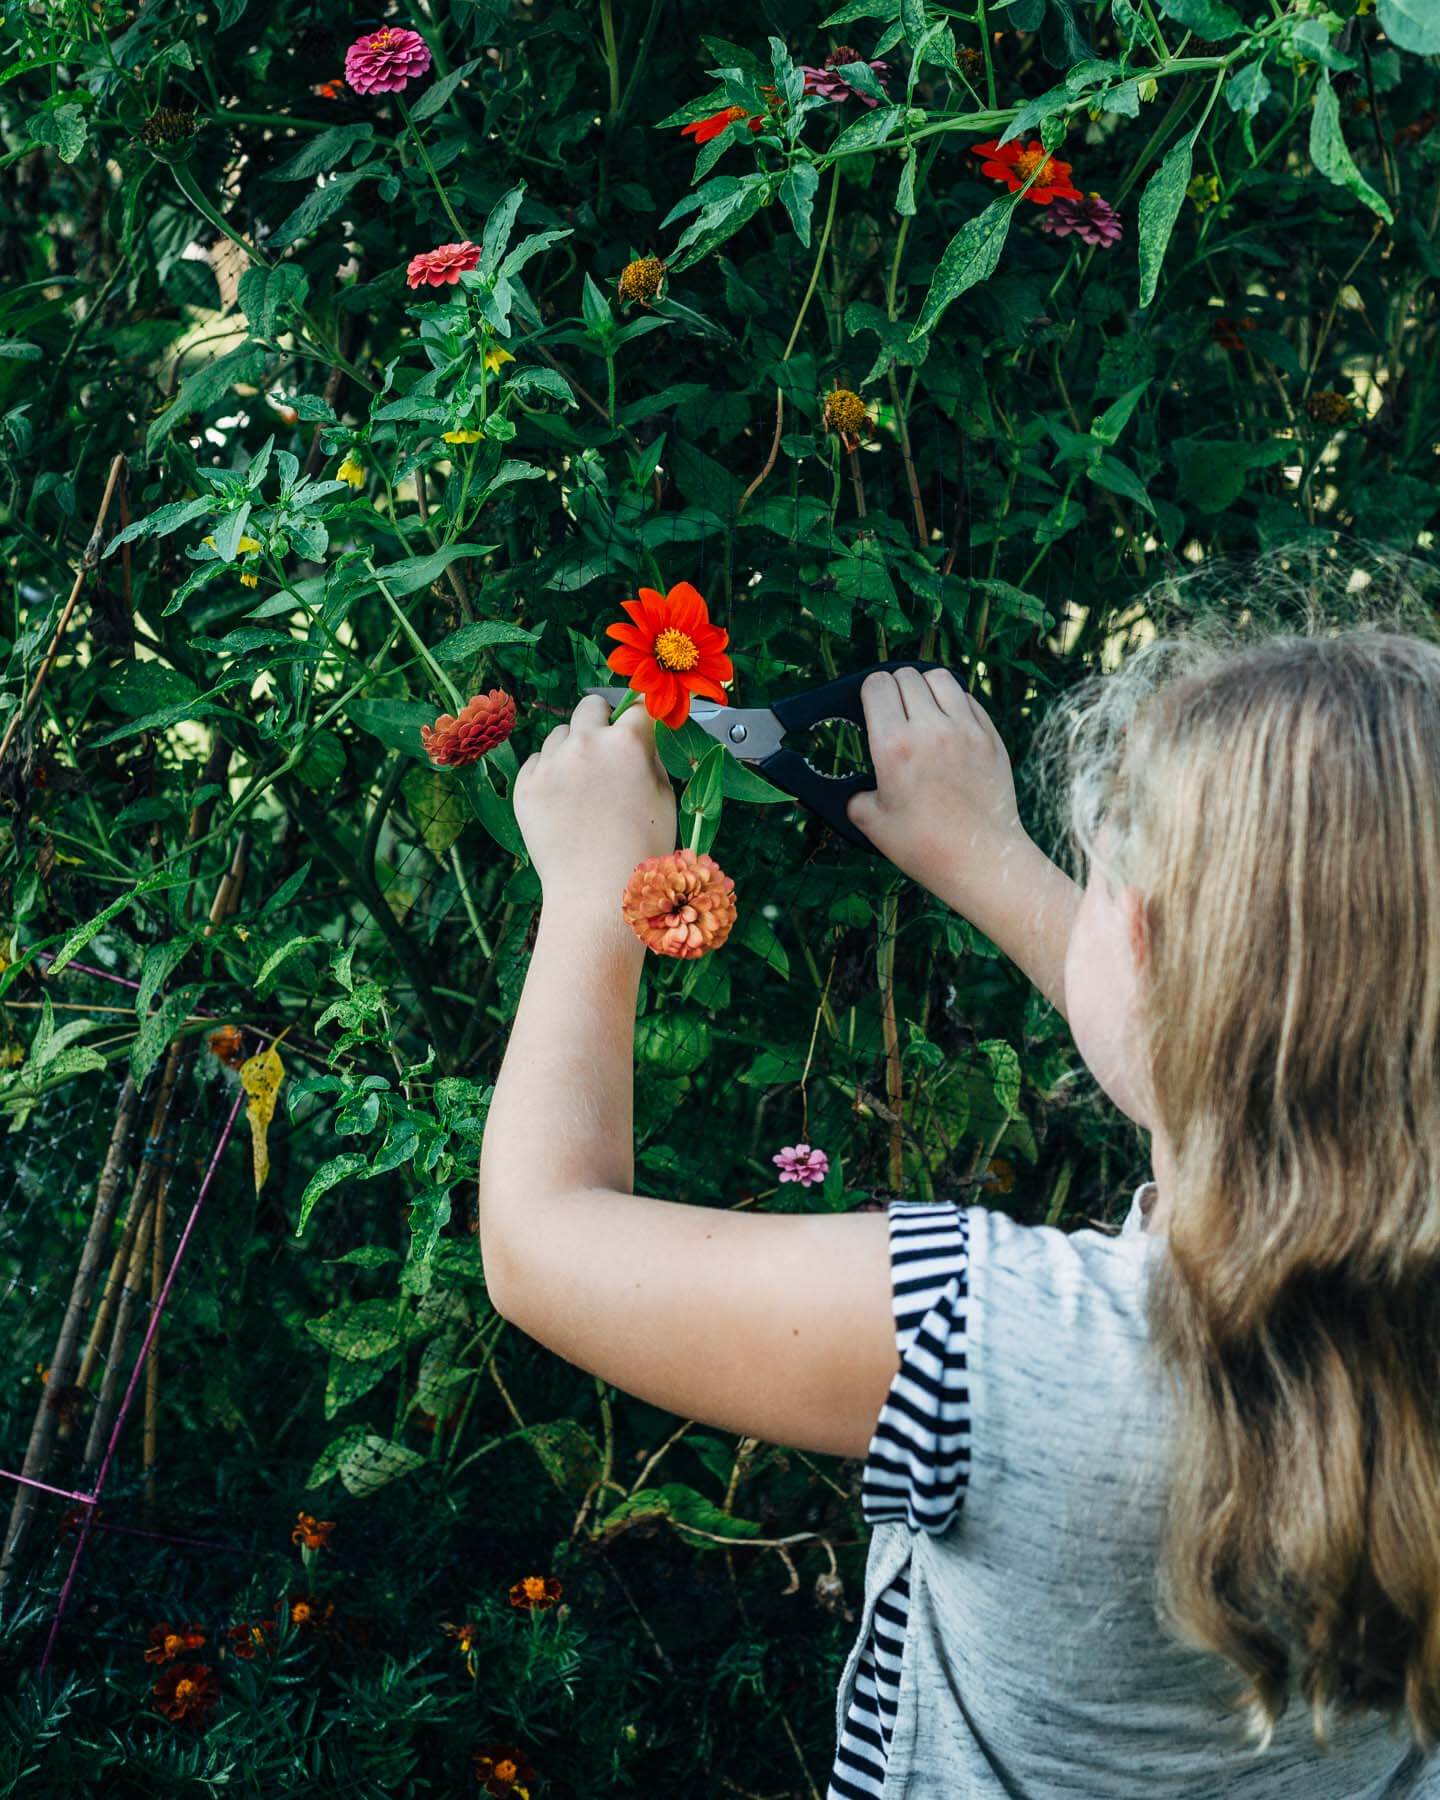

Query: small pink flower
[772,1144,830,1188]
[406,241,480,289]
[1036,192,1122,248]
[344,26,432,96]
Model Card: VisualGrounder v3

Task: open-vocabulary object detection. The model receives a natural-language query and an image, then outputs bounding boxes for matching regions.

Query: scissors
[583,659,954,854]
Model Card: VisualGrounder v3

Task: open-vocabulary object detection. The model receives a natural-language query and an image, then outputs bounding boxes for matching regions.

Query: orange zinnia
[603,581,732,729]
[969,138,1081,205]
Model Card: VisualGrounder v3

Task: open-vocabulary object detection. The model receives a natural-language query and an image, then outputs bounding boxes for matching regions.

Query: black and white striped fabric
[827,1200,971,1800]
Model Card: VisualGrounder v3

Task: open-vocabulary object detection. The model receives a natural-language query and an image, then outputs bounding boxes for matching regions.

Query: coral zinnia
[474,1744,537,1797]
[622,848,737,959]
[152,1661,219,1727]
[603,581,732,730]
[1035,192,1121,246]
[344,26,432,95]
[507,1574,563,1612]
[407,241,481,289]
[145,1622,207,1665]
[970,138,1081,205]
[420,690,518,767]
[681,104,765,145]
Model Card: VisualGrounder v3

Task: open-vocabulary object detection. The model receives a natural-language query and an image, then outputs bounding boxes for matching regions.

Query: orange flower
[507,1574,563,1612]
[314,78,345,99]
[1212,313,1256,353]
[145,1622,207,1665]
[208,1025,246,1067]
[225,1618,276,1661]
[442,1619,481,1677]
[288,1593,336,1631]
[621,848,737,959]
[681,104,764,144]
[474,1743,537,1796]
[603,581,732,730]
[152,1661,219,1727]
[969,138,1081,205]
[291,1511,334,1550]
[420,690,518,767]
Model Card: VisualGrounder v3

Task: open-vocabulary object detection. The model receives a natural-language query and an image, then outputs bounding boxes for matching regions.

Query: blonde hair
[1033,544,1440,1755]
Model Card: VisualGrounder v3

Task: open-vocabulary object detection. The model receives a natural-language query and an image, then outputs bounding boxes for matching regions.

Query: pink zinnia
[407,241,480,289]
[772,1144,830,1188]
[344,26,432,96]
[1036,192,1122,248]
[800,47,890,108]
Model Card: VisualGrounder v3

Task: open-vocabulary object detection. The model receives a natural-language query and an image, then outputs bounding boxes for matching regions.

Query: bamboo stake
[143,1161,168,1507]
[83,1182,162,1465]
[0,455,127,768]
[0,1076,140,1592]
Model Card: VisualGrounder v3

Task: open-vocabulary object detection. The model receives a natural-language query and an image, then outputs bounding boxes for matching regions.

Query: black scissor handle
[768,659,950,736]
[762,660,957,854]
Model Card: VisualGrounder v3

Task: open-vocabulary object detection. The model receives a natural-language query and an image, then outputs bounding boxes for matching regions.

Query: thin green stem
[598,0,621,117]
[783,163,842,361]
[451,843,493,954]
[364,555,465,712]
[396,94,467,239]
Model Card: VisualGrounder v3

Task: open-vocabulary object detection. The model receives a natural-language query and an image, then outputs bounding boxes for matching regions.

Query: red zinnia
[420,690,517,766]
[603,581,732,730]
[407,241,481,289]
[970,138,1081,205]
[681,104,765,145]
[344,26,432,95]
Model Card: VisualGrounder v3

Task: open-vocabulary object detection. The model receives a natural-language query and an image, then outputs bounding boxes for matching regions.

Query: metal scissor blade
[579,688,786,762]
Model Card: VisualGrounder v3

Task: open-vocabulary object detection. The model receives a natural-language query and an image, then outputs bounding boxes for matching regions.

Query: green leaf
[597,1482,763,1549]
[254,934,323,997]
[102,663,197,718]
[733,907,789,977]
[304,1424,367,1491]
[236,264,310,337]
[479,181,527,281]
[1308,73,1393,225]
[911,195,1017,338]
[457,761,527,859]
[1136,132,1195,310]
[681,741,727,822]
[777,161,820,246]
[980,1037,1022,1121]
[293,728,346,788]
[266,124,374,181]
[408,57,482,122]
[1157,0,1244,37]
[1378,0,1440,53]
[348,698,438,758]
[335,1433,426,1498]
[1087,454,1155,516]
[296,1152,371,1235]
[268,171,366,252]
[105,497,212,553]
[1172,436,1289,513]
[137,937,192,1019]
[45,870,180,976]
[1226,61,1271,119]
[328,1246,401,1268]
[130,983,204,1082]
[400,1188,451,1295]
[367,543,499,598]
[521,1419,603,1498]
[432,619,540,663]
[401,767,468,858]
[830,105,905,155]
[146,342,266,458]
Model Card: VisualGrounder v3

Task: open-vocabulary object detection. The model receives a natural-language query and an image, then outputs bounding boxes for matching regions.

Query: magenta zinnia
[1036,192,1122,247]
[801,46,890,107]
[407,242,480,289]
[773,1144,830,1187]
[344,27,432,95]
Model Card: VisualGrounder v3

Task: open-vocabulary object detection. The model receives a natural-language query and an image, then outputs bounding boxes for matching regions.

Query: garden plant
[0,0,1438,1790]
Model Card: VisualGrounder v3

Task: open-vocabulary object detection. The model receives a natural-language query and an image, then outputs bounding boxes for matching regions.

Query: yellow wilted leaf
[239,1040,286,1193]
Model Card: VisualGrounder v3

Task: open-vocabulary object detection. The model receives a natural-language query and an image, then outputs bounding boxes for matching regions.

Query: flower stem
[363,554,466,712]
[688,809,703,855]
[598,0,621,117]
[606,689,643,724]
[451,843,493,954]
[396,94,467,240]
[783,161,841,361]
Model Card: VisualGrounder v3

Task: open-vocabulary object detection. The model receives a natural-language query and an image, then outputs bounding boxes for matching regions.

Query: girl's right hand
[845,666,1030,907]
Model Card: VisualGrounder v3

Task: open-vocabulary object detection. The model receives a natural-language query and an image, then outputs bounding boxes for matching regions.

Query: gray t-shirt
[831,1188,1438,1797]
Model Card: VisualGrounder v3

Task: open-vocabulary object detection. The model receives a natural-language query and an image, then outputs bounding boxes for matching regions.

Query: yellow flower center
[371,28,396,47]
[496,1761,517,1782]
[293,1604,311,1624]
[654,627,700,672]
[164,1635,182,1656]
[174,1680,196,1702]
[1013,147,1050,182]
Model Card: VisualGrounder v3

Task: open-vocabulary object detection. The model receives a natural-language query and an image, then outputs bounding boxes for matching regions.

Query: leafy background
[1,0,1438,1789]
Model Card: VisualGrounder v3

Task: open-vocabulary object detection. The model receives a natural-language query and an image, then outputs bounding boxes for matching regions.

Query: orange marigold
[507,1573,564,1612]
[621,848,737,960]
[602,580,733,730]
[420,690,518,767]
[291,1511,334,1550]
[288,1593,336,1631]
[225,1618,276,1660]
[145,1622,207,1665]
[474,1743,537,1796]
[152,1661,219,1727]
[208,1025,246,1067]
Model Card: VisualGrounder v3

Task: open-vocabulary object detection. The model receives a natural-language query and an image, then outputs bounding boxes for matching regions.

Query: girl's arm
[845,667,1081,1016]
[476,695,899,1461]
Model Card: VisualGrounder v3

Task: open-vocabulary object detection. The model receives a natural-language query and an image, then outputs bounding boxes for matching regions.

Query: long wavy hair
[1032,547,1440,1754]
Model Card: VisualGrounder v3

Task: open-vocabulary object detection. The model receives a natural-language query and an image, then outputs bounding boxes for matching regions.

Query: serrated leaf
[236,264,310,337]
[1137,132,1195,310]
[296,1151,370,1234]
[1309,74,1393,225]
[912,195,1017,338]
[45,870,180,975]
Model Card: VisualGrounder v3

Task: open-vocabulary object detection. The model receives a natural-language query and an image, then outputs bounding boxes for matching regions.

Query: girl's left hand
[512,695,677,906]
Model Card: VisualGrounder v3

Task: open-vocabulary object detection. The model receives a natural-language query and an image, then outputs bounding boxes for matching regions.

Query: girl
[478,627,1440,1797]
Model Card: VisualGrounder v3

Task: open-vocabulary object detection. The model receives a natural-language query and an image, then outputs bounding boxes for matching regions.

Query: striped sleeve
[859,1200,971,1535]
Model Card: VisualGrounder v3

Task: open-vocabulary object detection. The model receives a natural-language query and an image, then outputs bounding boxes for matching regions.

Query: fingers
[894,665,943,720]
[859,669,907,739]
[570,692,614,731]
[921,667,966,716]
